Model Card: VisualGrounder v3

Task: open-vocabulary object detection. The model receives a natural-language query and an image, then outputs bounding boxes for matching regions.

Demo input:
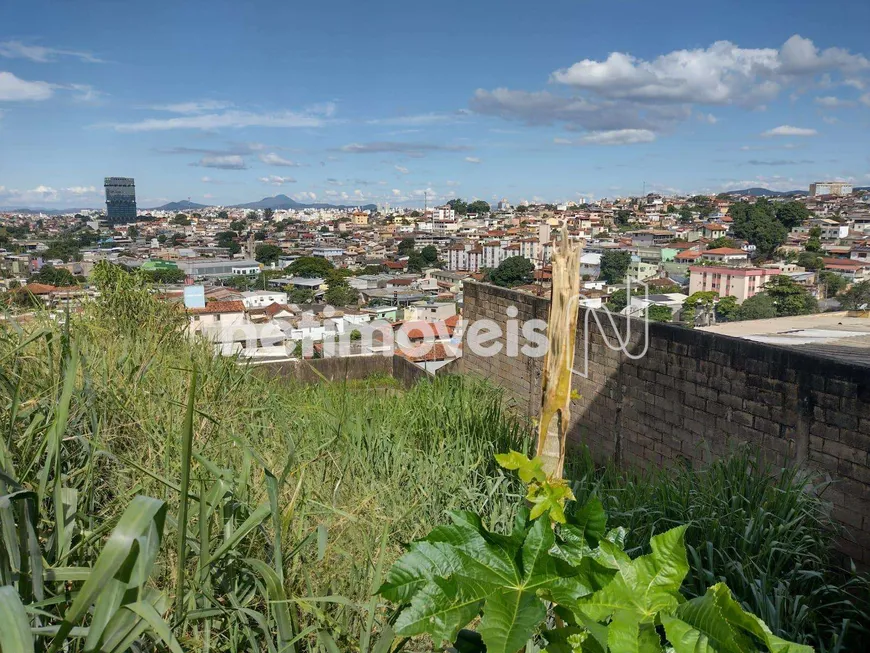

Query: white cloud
[0,71,53,101]
[861,93,870,107]
[392,189,401,196]
[550,35,867,105]
[192,155,247,169]
[0,40,103,63]
[472,35,870,140]
[149,100,233,114]
[394,165,410,174]
[64,186,97,195]
[259,175,296,186]
[761,125,818,137]
[465,156,481,164]
[258,152,300,167]
[294,192,317,202]
[109,109,325,132]
[339,141,469,155]
[579,129,656,145]
[814,95,854,108]
[699,113,718,124]
[822,116,839,124]
[367,112,463,126]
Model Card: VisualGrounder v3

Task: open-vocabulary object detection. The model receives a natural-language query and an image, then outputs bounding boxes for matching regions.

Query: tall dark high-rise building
[104,177,137,223]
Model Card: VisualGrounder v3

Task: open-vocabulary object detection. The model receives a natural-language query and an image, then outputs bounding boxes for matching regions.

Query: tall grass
[0,283,531,651]
[565,445,870,652]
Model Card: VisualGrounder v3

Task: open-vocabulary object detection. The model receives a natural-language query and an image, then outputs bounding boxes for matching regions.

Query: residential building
[688,265,780,303]
[701,248,750,265]
[810,181,853,197]
[241,290,289,309]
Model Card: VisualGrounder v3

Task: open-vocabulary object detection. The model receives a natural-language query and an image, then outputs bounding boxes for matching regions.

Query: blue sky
[1,0,869,209]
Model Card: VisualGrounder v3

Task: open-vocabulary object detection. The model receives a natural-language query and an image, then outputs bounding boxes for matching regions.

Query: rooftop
[699,312,870,368]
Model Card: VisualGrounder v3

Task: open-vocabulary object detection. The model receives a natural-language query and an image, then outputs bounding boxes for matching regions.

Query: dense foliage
[381,452,816,652]
[490,256,535,288]
[600,251,631,284]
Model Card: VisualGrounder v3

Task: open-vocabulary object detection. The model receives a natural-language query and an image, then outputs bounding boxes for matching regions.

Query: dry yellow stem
[535,225,583,480]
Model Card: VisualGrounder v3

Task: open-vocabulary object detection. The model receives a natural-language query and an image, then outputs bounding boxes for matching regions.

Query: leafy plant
[379,452,812,652]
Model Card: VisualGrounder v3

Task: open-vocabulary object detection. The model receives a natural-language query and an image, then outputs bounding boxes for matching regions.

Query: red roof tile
[188,300,245,315]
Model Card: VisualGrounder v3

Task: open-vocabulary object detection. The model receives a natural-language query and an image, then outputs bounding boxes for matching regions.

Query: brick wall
[460,281,870,563]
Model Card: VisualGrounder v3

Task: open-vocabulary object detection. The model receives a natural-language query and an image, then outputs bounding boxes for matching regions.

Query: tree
[230,220,246,234]
[614,209,633,226]
[447,198,468,215]
[397,238,416,256]
[600,250,631,284]
[420,245,439,264]
[738,293,777,320]
[324,272,358,306]
[30,264,76,287]
[255,244,283,265]
[764,276,818,316]
[157,234,167,245]
[678,207,694,223]
[216,231,241,255]
[489,256,534,288]
[647,305,673,322]
[246,211,258,221]
[285,256,334,278]
[730,201,787,259]
[170,232,186,247]
[707,237,737,250]
[468,200,491,214]
[775,201,811,229]
[287,286,315,304]
[805,226,822,252]
[126,225,139,239]
[42,240,81,263]
[516,204,528,213]
[819,270,847,297]
[263,208,275,221]
[797,251,824,271]
[410,210,421,218]
[607,289,628,313]
[715,295,740,322]
[142,268,186,284]
[838,280,870,310]
[407,250,427,273]
[217,210,229,220]
[682,291,718,326]
[171,213,190,226]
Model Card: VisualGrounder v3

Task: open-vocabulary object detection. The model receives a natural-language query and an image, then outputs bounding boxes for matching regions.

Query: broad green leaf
[606,609,662,653]
[393,575,486,644]
[573,525,688,624]
[377,540,462,603]
[568,496,608,546]
[478,588,546,653]
[671,583,813,653]
[0,586,33,653]
[527,479,575,523]
[495,451,547,483]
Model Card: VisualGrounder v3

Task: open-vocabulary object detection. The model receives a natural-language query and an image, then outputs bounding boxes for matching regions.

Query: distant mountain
[721,187,807,197]
[232,194,302,210]
[0,206,97,215]
[150,200,208,211]
[232,194,377,211]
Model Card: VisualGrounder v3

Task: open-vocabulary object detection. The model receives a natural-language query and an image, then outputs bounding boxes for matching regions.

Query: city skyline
[2,0,870,209]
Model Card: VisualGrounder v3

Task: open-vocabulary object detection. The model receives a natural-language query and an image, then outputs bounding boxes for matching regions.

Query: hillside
[721,187,807,197]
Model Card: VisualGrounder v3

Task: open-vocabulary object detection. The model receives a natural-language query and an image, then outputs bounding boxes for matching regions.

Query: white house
[241,290,289,309]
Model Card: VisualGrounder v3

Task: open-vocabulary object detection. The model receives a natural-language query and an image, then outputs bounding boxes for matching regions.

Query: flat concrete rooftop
[700,312,870,367]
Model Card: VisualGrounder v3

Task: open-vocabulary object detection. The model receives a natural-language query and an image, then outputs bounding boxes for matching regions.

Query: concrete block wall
[459,281,870,564]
